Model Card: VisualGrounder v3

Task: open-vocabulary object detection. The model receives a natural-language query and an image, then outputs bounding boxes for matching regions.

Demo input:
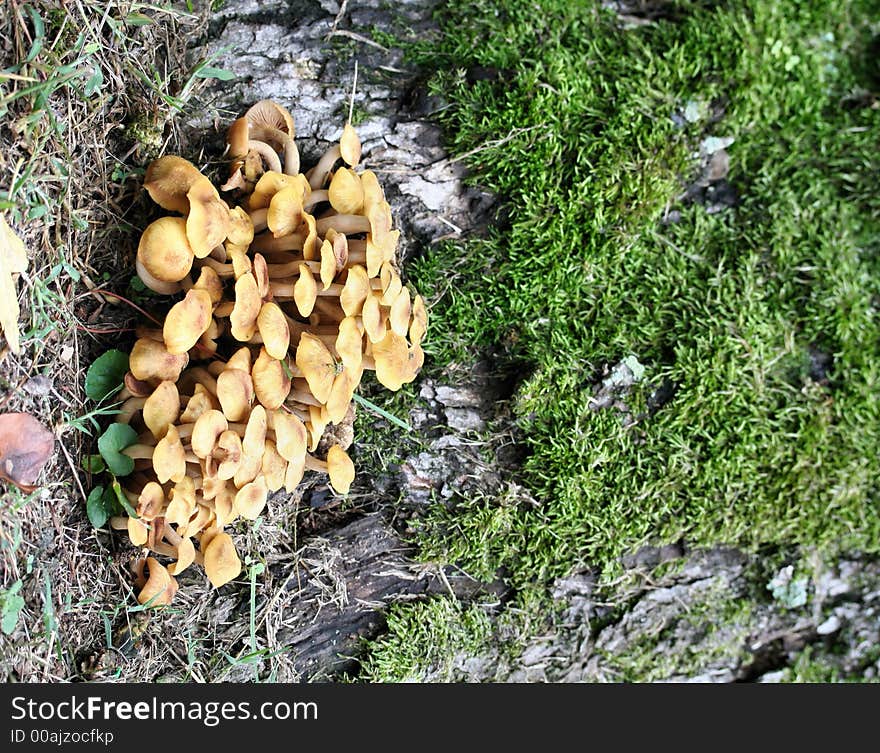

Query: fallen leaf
[0,413,55,491]
[0,214,29,354]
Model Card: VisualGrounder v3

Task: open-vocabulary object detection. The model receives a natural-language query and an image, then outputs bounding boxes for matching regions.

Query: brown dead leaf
[0,413,55,491]
[0,213,29,354]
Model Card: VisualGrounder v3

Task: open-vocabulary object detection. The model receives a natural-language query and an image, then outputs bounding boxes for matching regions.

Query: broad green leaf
[85,349,129,401]
[1,580,24,635]
[81,454,106,473]
[97,423,137,477]
[86,485,109,528]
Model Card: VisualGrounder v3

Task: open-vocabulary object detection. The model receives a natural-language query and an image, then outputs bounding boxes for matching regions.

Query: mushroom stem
[316,214,371,236]
[116,397,147,425]
[248,208,269,232]
[251,231,305,254]
[309,145,341,189]
[303,189,329,210]
[197,255,321,279]
[303,454,328,473]
[247,140,282,173]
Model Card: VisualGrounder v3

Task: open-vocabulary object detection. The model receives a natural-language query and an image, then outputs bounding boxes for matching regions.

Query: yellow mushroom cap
[389,286,412,338]
[203,532,242,588]
[360,169,385,213]
[248,171,303,211]
[180,384,216,424]
[327,444,355,494]
[153,424,187,484]
[328,168,364,214]
[230,272,262,341]
[136,482,165,521]
[191,409,228,458]
[227,205,255,247]
[226,117,250,158]
[166,534,196,576]
[216,429,243,480]
[226,346,253,374]
[228,244,252,279]
[409,294,428,346]
[143,381,180,440]
[247,99,296,142]
[185,176,230,259]
[261,440,287,492]
[243,404,268,460]
[327,367,361,425]
[366,238,384,279]
[252,347,291,410]
[302,212,318,260]
[293,263,317,318]
[340,123,361,167]
[295,332,336,405]
[164,288,214,355]
[216,368,254,422]
[336,316,364,371]
[130,337,189,383]
[361,294,386,344]
[319,239,337,290]
[404,342,425,384]
[137,216,194,284]
[253,253,270,299]
[234,475,269,520]
[267,184,304,238]
[166,476,196,527]
[193,265,224,305]
[380,261,403,306]
[272,410,308,462]
[143,156,203,214]
[371,330,410,391]
[307,405,329,452]
[257,301,290,360]
[137,557,179,606]
[284,453,305,492]
[340,264,370,317]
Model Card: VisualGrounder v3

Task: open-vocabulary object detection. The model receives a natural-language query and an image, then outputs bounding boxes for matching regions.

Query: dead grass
[0,0,264,682]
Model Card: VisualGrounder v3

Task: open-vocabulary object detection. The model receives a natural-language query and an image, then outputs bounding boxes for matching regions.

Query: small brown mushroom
[293,263,317,317]
[295,332,336,405]
[153,424,187,484]
[186,176,230,259]
[143,156,203,214]
[252,347,291,409]
[164,289,214,355]
[216,368,254,422]
[137,557,179,606]
[191,409,228,458]
[130,338,189,383]
[335,316,364,371]
[137,216,194,288]
[370,330,409,391]
[340,264,370,317]
[409,294,428,346]
[203,532,242,588]
[230,272,262,342]
[272,410,308,463]
[328,167,364,214]
[257,301,290,360]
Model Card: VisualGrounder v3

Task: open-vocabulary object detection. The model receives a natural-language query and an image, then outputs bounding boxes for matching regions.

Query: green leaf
[85,349,129,401]
[86,486,109,528]
[97,423,137,477]
[125,12,155,26]
[111,478,137,518]
[352,392,411,431]
[1,580,25,635]
[193,65,235,81]
[84,67,104,97]
[81,454,106,474]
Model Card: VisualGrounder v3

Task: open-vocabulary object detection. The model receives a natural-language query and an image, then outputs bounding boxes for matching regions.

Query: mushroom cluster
[109,100,427,606]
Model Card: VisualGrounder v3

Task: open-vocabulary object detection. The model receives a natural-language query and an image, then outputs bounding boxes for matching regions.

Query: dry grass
[0,0,305,683]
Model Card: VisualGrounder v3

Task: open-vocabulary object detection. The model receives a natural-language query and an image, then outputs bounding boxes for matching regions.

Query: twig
[327,29,389,52]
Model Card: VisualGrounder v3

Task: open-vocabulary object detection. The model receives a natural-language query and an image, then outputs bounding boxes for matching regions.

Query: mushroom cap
[365,238,384,279]
[284,453,305,492]
[164,288,214,355]
[340,123,361,167]
[225,346,252,374]
[325,227,349,269]
[226,117,250,158]
[380,261,403,306]
[193,265,224,305]
[124,371,154,398]
[186,176,230,259]
[233,475,269,520]
[191,409,228,458]
[166,476,196,527]
[327,367,361,424]
[243,404,268,459]
[267,184,304,238]
[180,384,216,424]
[248,171,305,211]
[361,293,386,344]
[340,264,370,317]
[328,168,364,214]
[295,332,336,405]
[336,316,364,371]
[230,272,262,341]
[130,337,189,383]
[137,557,179,606]
[166,533,196,576]
[319,239,337,290]
[136,482,165,521]
[217,368,254,422]
[227,206,255,247]
[203,532,242,588]
[253,253,271,299]
[143,381,180,440]
[257,301,291,360]
[228,244,253,279]
[213,483,236,528]
[404,342,425,384]
[144,156,203,214]
[252,347,291,410]
[389,286,412,338]
[261,439,287,492]
[409,294,428,346]
[216,429,243,480]
[137,216,194,284]
[128,515,149,546]
[302,212,318,260]
[153,424,187,484]
[293,263,317,318]
[272,410,308,462]
[360,169,385,212]
[247,99,296,140]
[371,330,410,391]
[307,405,329,452]
[327,444,355,494]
